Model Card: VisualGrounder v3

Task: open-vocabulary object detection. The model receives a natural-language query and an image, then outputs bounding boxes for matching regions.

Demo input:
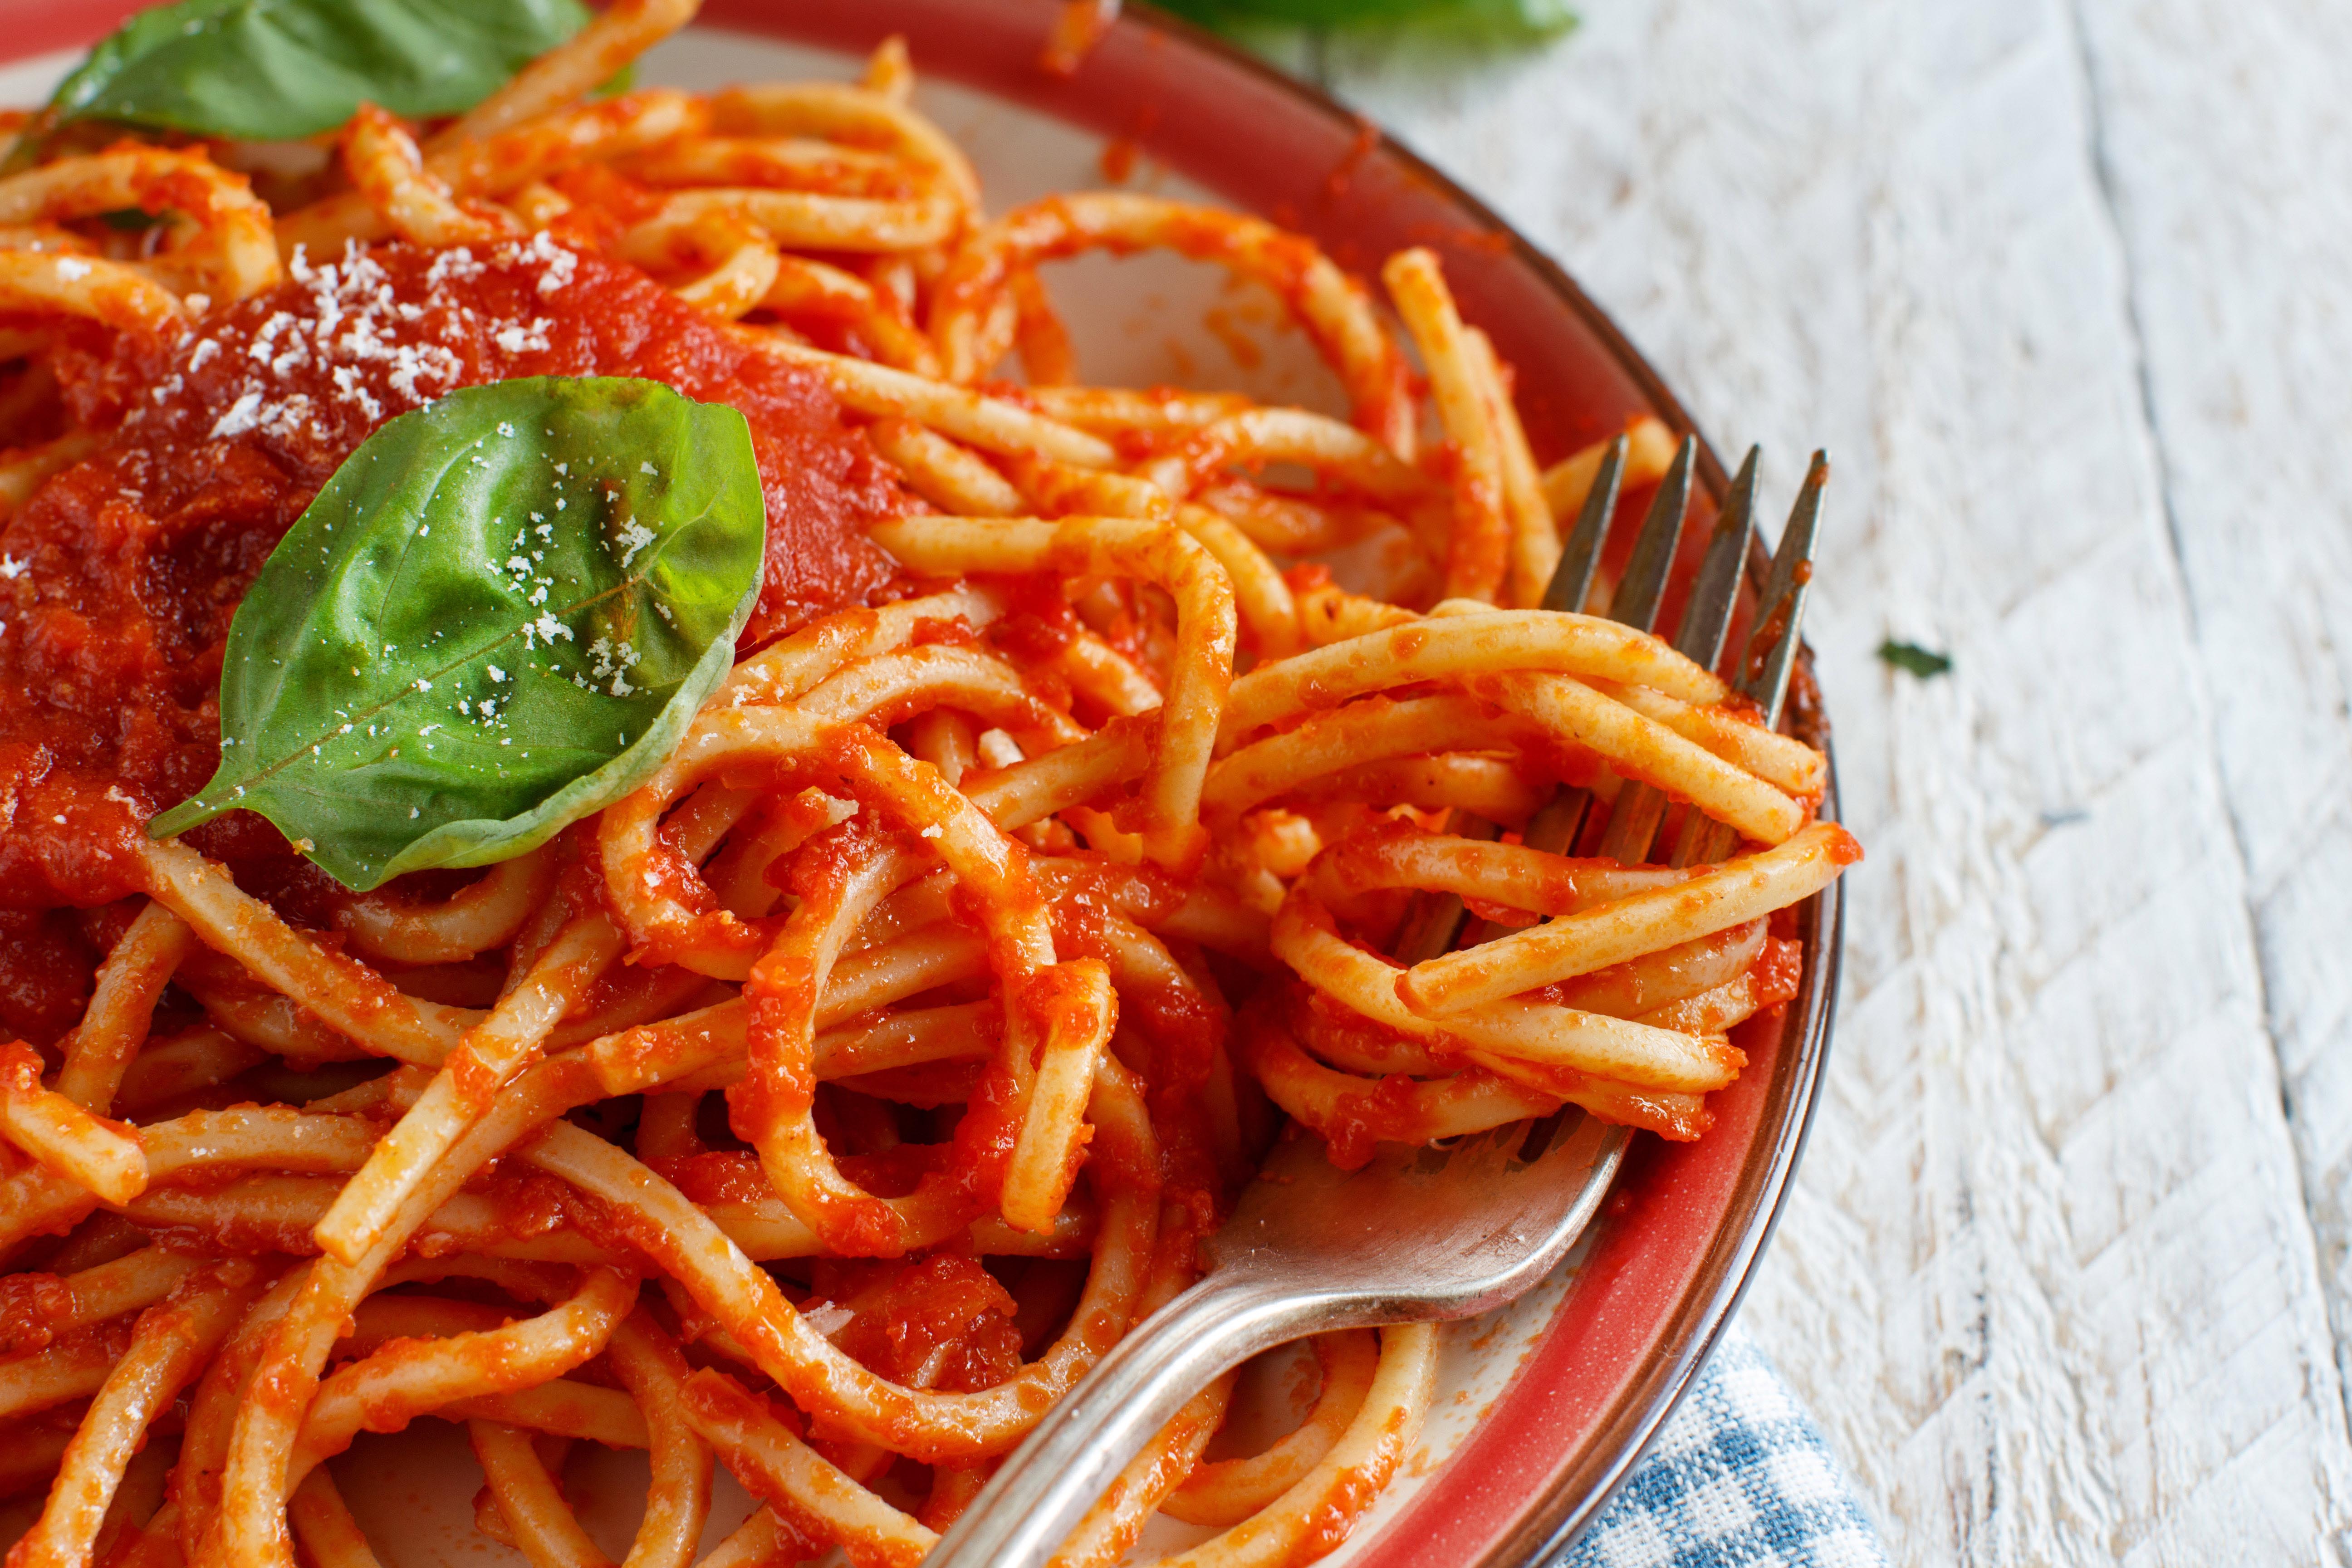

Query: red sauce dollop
[0,239,910,944]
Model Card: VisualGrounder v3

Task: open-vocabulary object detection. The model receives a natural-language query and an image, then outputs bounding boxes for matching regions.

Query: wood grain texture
[2071,0,2352,1470]
[1319,0,2352,1560]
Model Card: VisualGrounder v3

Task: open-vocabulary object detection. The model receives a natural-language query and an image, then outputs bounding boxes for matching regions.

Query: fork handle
[923,1278,1335,1568]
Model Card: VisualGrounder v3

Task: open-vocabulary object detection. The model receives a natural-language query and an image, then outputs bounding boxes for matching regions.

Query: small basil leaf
[50,0,590,144]
[1876,639,1953,679]
[150,376,766,892]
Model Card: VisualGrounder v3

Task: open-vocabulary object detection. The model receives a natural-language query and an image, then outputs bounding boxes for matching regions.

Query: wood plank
[1323,0,2352,1559]
[2069,0,2352,1487]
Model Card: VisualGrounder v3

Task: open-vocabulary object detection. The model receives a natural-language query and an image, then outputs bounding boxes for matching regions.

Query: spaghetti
[0,5,1857,1568]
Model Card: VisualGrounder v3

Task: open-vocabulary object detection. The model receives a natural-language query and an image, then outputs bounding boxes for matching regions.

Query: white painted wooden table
[1262,1,2352,1562]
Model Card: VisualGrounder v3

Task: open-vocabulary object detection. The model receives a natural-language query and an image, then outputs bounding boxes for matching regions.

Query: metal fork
[922,1114,1626,1568]
[926,439,1831,1568]
[1668,451,1828,867]
[1470,438,1825,882]
[1600,448,1828,867]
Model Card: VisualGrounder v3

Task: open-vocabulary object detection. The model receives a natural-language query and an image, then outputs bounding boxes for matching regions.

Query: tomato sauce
[0,239,912,1011]
[806,1252,1023,1394]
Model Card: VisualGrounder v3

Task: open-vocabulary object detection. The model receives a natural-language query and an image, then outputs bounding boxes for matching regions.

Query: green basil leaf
[1876,638,1953,679]
[149,376,766,892]
[49,0,591,143]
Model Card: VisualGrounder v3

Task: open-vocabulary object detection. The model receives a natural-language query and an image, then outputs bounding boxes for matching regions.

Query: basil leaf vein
[51,0,591,144]
[150,376,767,892]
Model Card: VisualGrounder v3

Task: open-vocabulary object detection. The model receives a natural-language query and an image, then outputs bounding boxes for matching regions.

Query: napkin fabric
[1557,1320,1889,1568]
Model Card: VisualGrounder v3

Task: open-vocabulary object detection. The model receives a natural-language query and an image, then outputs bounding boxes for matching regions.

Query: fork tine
[1594,446,1760,864]
[1736,448,1828,717]
[1509,1107,1574,1164]
[1390,892,1472,964]
[1539,433,1626,614]
[1670,450,1828,868]
[1523,433,1696,859]
[1600,433,1694,632]
[1519,789,1590,858]
[1591,774,1667,864]
[1672,444,1760,671]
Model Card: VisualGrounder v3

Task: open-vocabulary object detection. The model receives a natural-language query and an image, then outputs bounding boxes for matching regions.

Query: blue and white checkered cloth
[1558,1320,1887,1568]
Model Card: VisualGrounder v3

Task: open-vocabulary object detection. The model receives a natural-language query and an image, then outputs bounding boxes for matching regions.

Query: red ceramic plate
[0,5,1844,1564]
